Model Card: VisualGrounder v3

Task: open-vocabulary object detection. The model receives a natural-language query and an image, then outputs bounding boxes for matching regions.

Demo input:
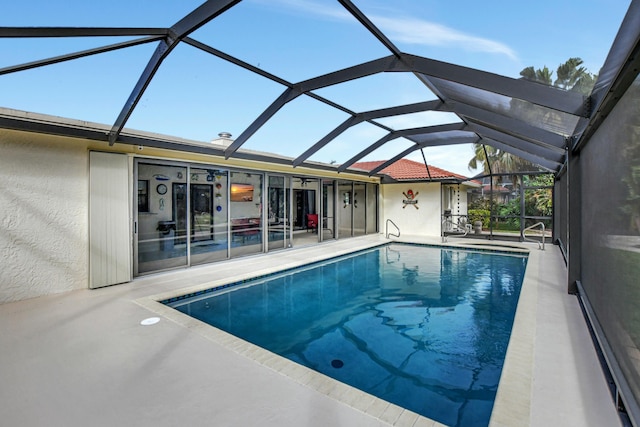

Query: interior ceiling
[0,0,638,177]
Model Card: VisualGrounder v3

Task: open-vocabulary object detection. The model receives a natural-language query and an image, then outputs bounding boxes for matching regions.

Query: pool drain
[331,359,344,368]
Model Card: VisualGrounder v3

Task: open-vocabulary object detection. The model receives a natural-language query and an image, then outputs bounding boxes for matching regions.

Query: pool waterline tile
[160,241,527,307]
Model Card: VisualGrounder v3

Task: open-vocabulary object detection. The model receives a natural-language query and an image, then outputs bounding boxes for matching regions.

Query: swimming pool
[165,243,528,427]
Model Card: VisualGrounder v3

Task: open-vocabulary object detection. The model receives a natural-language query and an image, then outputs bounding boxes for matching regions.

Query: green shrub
[499,199,521,229]
[469,198,491,211]
[468,209,490,228]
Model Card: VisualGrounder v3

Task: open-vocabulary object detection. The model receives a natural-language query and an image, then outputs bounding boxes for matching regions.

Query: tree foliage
[520,65,553,85]
[467,143,531,188]
[620,82,640,232]
[524,174,554,217]
[468,57,597,182]
[520,57,596,95]
[468,174,554,231]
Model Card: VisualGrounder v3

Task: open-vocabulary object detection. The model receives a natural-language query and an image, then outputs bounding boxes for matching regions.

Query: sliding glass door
[136,162,188,274]
[335,181,377,238]
[135,161,264,275]
[134,162,378,275]
[189,168,229,266]
[322,180,335,241]
[230,171,263,258]
[267,175,288,251]
[338,181,353,238]
[291,177,319,247]
[353,182,366,236]
[366,183,379,234]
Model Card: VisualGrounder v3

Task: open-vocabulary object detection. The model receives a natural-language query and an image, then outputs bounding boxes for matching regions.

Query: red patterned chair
[306,213,318,233]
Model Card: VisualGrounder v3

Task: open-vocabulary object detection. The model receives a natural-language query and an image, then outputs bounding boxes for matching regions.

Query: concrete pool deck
[0,235,621,426]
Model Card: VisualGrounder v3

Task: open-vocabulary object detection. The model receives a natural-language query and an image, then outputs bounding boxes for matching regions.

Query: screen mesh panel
[555,171,568,254]
[429,76,581,137]
[579,75,640,410]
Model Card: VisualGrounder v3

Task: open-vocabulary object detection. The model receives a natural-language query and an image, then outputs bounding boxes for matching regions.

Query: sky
[0,0,632,176]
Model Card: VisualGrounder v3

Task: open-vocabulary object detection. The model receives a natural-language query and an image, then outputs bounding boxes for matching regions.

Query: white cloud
[371,16,518,61]
[257,0,518,61]
[251,0,351,21]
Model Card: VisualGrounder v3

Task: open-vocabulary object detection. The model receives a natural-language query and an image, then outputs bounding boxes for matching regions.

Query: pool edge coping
[136,237,535,427]
[488,246,539,426]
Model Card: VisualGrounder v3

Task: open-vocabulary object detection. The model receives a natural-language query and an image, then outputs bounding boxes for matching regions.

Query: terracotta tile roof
[351,159,472,181]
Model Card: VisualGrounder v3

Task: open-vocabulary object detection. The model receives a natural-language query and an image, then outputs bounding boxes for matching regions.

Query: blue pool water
[167,243,527,427]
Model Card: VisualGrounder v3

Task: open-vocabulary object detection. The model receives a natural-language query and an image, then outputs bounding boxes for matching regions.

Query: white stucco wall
[0,130,89,303]
[441,184,470,218]
[381,182,442,237]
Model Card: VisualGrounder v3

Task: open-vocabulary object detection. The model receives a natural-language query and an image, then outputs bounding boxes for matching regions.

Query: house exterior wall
[460,189,469,218]
[0,130,89,303]
[0,127,381,303]
[381,182,442,237]
[1,124,472,303]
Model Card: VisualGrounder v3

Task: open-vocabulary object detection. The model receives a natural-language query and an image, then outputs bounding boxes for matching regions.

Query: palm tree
[520,57,596,94]
[468,143,531,187]
[554,57,594,94]
[468,57,597,181]
[467,143,496,173]
[519,65,553,85]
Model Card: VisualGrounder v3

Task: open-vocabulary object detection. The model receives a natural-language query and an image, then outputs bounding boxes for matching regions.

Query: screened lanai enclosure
[2,0,640,425]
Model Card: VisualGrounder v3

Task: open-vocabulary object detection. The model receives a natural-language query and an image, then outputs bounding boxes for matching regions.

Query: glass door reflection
[230,171,263,257]
[267,175,288,251]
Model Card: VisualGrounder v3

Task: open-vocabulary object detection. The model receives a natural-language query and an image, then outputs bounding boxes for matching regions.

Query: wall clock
[156,184,168,195]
